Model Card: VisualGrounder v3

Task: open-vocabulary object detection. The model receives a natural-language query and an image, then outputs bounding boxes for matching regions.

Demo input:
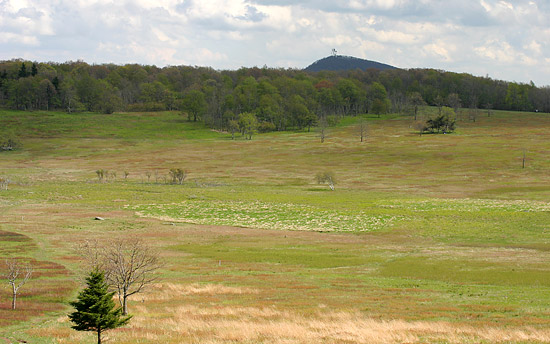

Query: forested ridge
[1,59,549,133]
[304,55,397,72]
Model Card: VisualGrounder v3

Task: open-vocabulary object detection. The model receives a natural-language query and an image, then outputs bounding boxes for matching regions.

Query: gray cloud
[0,0,549,85]
[238,5,267,22]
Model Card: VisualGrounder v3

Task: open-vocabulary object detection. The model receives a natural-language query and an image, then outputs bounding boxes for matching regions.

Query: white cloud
[320,35,355,47]
[0,0,549,85]
[357,27,418,45]
[0,32,39,46]
[524,40,541,55]
[423,41,454,62]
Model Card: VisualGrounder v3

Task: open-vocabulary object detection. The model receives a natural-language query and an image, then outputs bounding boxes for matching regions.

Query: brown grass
[5,111,550,342]
[140,283,260,302]
[95,305,550,344]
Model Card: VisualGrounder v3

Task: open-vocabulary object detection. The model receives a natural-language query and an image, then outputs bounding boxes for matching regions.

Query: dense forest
[1,59,549,133]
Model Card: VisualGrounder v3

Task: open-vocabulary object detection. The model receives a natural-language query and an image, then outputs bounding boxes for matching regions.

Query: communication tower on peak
[331,48,337,56]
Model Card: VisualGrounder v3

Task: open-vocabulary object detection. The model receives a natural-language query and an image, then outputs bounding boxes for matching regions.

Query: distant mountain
[304,55,397,72]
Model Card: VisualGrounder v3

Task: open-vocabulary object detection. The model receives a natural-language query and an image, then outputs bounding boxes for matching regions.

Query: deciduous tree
[181,90,207,122]
[316,171,336,191]
[5,259,32,310]
[358,118,367,142]
[78,239,160,315]
[169,168,187,184]
[319,116,328,143]
[238,112,258,140]
[408,92,425,120]
[228,119,239,140]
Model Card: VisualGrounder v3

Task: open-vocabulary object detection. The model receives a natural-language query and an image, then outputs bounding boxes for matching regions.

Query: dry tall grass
[140,283,260,301]
[110,304,550,344]
[44,282,550,344]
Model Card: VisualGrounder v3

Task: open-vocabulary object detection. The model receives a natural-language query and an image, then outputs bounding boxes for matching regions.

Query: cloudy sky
[1,0,549,86]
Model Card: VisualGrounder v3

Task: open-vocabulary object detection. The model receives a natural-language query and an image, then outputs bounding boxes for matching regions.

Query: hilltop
[304,55,397,72]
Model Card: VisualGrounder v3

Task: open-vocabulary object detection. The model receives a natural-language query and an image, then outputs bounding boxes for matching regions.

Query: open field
[1,109,550,343]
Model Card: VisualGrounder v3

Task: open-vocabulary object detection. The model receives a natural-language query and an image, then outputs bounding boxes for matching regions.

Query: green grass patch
[131,199,403,232]
[3,109,550,342]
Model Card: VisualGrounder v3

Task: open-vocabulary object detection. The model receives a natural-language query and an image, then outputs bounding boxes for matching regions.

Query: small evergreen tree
[18,63,28,78]
[31,63,38,76]
[68,269,131,344]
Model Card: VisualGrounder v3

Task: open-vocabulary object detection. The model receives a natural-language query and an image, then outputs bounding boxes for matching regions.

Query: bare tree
[5,259,33,310]
[407,92,425,120]
[316,172,336,191]
[413,121,427,136]
[95,169,105,182]
[228,119,239,140]
[319,117,327,143]
[447,93,461,120]
[154,170,160,183]
[77,240,107,271]
[105,240,159,315]
[468,108,479,122]
[78,239,160,315]
[0,177,9,190]
[483,103,493,117]
[358,118,367,142]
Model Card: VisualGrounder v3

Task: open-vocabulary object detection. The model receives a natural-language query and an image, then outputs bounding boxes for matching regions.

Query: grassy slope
[1,109,550,343]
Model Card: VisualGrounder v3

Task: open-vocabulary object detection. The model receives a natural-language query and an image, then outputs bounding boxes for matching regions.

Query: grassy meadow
[1,109,550,343]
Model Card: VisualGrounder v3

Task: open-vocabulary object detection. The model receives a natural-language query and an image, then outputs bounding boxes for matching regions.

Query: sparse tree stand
[5,259,32,310]
[69,269,131,344]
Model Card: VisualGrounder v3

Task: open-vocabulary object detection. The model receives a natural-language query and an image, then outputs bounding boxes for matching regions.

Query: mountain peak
[304,55,397,72]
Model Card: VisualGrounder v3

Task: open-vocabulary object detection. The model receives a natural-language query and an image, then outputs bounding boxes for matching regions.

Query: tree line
[1,59,549,134]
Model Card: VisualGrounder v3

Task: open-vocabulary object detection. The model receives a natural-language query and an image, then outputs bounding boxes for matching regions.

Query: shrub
[316,171,336,191]
[169,168,188,185]
[422,107,456,134]
[258,121,276,133]
[326,115,340,126]
[126,102,166,112]
[0,177,10,190]
[1,137,20,151]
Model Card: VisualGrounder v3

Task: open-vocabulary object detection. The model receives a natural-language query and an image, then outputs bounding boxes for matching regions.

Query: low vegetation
[1,108,550,343]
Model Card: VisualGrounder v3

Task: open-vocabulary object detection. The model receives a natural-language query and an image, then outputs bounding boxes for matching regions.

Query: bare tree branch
[77,238,161,315]
[5,259,33,310]
[316,171,336,191]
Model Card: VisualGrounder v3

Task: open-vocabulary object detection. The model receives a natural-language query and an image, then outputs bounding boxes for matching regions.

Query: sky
[1,0,549,86]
